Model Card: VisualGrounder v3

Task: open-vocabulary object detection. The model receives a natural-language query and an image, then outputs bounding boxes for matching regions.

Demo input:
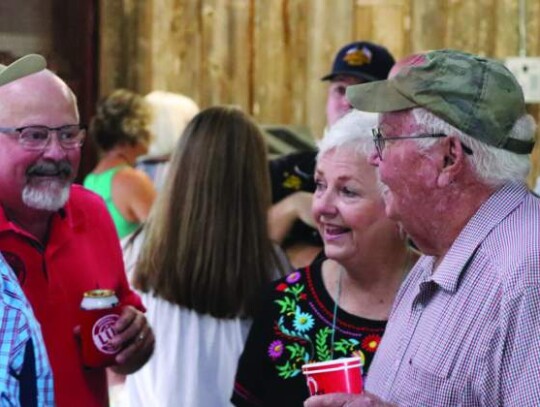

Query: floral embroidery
[286,271,301,284]
[268,340,284,359]
[276,283,288,292]
[361,334,380,351]
[268,268,384,381]
[314,327,332,360]
[293,309,314,332]
[333,338,360,355]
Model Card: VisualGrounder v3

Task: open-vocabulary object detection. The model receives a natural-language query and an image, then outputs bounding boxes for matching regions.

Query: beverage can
[80,289,122,368]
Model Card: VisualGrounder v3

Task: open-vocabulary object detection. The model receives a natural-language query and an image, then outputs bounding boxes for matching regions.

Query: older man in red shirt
[0,55,154,407]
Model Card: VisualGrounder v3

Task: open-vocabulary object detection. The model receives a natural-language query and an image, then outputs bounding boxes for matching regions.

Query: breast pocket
[396,356,477,406]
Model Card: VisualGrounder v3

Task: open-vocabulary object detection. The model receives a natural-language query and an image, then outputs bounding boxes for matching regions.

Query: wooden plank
[281,0,310,127]
[304,0,355,139]
[251,0,288,123]
[99,0,125,96]
[410,0,448,52]
[371,3,409,58]
[97,0,540,186]
[147,0,204,102]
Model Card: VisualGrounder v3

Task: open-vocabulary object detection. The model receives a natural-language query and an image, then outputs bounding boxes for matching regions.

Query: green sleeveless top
[83,165,139,238]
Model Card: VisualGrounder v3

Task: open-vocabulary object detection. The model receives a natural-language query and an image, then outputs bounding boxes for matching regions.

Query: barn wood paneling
[99,0,540,186]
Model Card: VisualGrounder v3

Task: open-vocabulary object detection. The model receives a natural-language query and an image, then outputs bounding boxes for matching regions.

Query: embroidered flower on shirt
[361,334,381,352]
[293,309,314,332]
[269,268,382,382]
[268,340,284,359]
[276,283,288,292]
[286,271,301,284]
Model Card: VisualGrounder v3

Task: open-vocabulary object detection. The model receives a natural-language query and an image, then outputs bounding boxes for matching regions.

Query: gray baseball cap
[346,49,534,154]
[0,54,46,87]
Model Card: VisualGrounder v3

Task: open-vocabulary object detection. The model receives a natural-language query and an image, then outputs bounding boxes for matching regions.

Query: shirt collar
[0,186,85,240]
[424,182,530,293]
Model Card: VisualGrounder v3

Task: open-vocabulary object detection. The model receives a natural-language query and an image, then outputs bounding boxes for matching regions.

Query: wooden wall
[99,0,540,187]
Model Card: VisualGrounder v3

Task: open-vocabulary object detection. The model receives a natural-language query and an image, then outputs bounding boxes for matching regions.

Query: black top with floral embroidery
[231,257,387,407]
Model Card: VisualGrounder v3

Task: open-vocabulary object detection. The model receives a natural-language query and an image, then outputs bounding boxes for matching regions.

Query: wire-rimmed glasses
[0,124,86,151]
[371,128,473,160]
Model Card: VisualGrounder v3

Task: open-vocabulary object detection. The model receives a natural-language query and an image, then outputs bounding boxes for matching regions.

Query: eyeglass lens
[19,126,84,150]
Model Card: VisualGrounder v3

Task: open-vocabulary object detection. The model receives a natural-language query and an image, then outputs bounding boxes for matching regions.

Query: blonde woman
[84,89,156,238]
[136,90,200,190]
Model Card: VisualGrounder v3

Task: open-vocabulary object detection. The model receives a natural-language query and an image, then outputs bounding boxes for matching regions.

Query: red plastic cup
[302,356,363,396]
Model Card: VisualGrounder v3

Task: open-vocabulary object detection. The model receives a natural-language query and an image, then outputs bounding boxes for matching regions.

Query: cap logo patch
[343,47,372,66]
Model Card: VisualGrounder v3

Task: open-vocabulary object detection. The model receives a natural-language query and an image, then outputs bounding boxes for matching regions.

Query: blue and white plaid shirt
[366,182,540,406]
[0,254,54,406]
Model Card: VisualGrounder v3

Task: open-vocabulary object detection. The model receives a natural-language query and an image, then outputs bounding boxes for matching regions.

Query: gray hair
[410,108,534,186]
[317,110,379,159]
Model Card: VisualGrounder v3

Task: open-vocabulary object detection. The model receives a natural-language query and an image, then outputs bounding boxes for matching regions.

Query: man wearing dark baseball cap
[322,41,395,125]
[306,50,540,406]
[269,41,395,269]
[321,41,396,81]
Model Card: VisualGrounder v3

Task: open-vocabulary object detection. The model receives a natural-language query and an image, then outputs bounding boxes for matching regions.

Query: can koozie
[80,289,122,368]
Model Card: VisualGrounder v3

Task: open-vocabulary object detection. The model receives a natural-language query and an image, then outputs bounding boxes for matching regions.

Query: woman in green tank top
[84,89,156,238]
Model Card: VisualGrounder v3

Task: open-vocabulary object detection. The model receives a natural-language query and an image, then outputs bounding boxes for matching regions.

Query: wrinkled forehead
[379,110,421,136]
[388,53,427,79]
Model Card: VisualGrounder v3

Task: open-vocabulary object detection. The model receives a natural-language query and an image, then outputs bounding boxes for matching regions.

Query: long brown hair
[133,106,285,318]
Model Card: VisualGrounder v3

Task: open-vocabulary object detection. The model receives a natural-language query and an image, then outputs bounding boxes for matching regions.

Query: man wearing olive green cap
[306,50,540,406]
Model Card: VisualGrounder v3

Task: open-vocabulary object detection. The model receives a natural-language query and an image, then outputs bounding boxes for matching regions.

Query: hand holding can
[80,289,122,368]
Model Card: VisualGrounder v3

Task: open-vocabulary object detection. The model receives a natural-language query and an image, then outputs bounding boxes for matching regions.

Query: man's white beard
[22,179,71,211]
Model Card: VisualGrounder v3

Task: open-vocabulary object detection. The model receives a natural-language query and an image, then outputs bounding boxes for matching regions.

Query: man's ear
[437,136,465,187]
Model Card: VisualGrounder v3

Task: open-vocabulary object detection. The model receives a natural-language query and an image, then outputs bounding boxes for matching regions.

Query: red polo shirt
[0,185,144,407]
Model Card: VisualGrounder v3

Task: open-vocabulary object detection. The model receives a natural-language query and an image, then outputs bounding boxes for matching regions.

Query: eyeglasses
[371,128,473,160]
[0,124,86,151]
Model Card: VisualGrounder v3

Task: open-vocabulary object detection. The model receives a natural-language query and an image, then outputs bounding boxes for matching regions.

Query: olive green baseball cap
[346,49,534,154]
[0,54,46,87]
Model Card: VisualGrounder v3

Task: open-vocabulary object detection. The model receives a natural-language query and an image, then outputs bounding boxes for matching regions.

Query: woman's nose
[312,190,337,220]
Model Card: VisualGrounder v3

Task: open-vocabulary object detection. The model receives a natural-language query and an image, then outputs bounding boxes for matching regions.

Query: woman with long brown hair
[124,106,290,406]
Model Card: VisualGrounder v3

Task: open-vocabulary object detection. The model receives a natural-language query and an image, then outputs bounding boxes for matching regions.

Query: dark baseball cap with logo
[321,41,395,83]
[346,49,535,154]
[0,54,46,87]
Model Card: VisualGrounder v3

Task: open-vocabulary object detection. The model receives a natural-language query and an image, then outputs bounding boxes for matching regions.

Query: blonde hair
[144,90,200,157]
[133,106,285,318]
[91,89,152,151]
